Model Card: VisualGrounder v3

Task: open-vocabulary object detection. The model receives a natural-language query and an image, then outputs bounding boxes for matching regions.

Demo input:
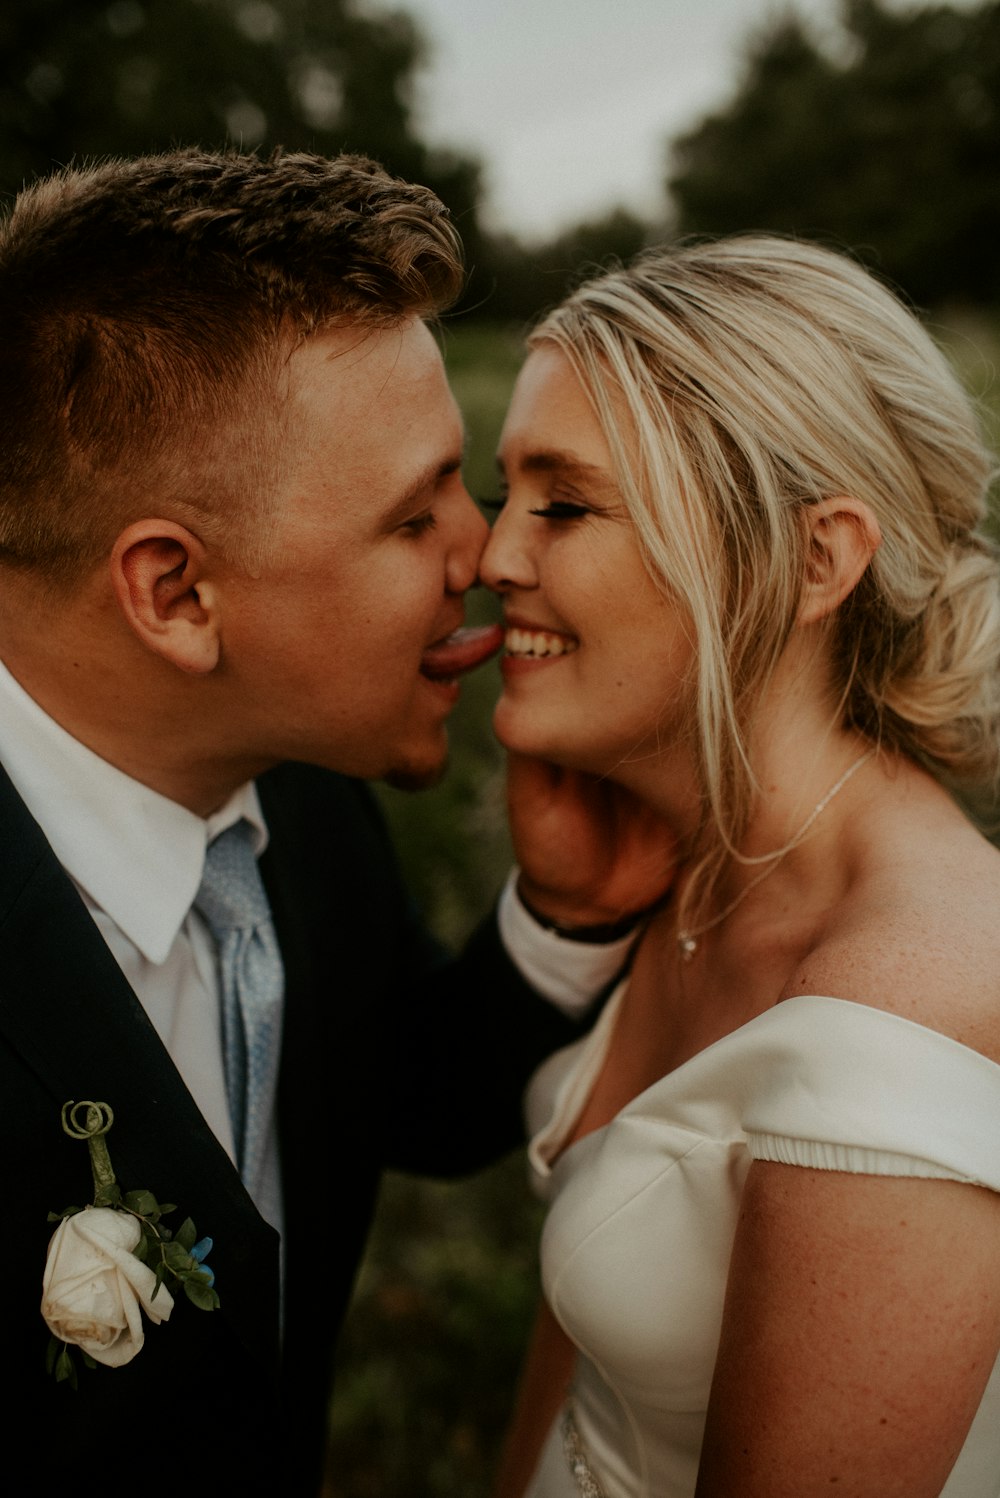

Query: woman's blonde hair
[531,236,1000,897]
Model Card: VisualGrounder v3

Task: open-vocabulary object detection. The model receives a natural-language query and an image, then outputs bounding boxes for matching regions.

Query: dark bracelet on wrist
[518,889,649,944]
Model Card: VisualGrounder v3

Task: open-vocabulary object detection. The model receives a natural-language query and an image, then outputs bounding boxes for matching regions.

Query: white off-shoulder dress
[523,989,1000,1498]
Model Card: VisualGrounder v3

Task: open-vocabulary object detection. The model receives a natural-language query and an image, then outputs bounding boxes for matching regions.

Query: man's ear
[110,520,221,674]
[796,497,882,627]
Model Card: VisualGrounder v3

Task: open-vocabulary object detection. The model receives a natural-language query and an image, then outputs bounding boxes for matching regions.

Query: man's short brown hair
[0,150,464,583]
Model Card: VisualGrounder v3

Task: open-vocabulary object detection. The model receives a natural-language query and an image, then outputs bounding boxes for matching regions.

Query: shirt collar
[0,657,267,964]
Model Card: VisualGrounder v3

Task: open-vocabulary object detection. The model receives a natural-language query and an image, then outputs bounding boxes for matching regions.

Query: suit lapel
[0,763,280,1369]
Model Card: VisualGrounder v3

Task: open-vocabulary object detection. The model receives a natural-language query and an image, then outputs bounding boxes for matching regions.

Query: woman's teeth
[505,628,578,659]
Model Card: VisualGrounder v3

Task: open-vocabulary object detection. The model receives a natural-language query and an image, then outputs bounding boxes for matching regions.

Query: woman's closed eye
[478,494,592,523]
[528,500,592,521]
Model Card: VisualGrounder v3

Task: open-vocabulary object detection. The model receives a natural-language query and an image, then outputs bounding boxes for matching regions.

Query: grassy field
[325,323,532,1498]
[359,322,528,948]
[324,307,1000,1498]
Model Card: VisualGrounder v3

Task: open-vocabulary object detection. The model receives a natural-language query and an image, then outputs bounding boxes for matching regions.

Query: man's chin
[382,752,449,793]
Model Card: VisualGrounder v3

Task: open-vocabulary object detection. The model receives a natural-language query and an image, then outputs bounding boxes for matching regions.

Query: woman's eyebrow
[499,447,620,498]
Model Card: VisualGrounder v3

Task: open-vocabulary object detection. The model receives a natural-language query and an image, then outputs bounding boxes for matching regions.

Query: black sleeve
[258,763,597,1180]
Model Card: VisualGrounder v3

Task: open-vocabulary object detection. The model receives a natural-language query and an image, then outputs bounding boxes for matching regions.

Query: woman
[480,237,1000,1498]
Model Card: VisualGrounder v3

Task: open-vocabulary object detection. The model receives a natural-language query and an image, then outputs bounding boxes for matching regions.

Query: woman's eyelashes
[529,499,591,521]
[478,493,593,522]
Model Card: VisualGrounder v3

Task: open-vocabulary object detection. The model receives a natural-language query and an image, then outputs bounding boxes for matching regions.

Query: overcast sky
[403,0,977,241]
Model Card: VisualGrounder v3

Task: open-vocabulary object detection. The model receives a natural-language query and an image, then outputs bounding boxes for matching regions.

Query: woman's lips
[419,623,504,681]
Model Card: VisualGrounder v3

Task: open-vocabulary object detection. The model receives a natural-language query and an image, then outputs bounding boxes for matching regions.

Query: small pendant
[678,933,698,962]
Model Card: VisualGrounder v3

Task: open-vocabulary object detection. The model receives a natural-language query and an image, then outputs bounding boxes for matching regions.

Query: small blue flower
[190,1236,215,1286]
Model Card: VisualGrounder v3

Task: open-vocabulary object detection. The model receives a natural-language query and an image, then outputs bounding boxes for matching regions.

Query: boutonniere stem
[64,1099,120,1204]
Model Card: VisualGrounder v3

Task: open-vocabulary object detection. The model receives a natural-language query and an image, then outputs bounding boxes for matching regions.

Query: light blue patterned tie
[194,819,284,1205]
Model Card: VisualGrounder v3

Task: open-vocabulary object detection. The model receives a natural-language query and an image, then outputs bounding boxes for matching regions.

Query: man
[0,151,664,1491]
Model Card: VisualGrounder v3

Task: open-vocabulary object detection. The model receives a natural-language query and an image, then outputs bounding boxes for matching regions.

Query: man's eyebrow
[381,452,464,528]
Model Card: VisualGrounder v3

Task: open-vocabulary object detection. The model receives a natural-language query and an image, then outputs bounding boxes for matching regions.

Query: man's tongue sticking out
[420,624,504,682]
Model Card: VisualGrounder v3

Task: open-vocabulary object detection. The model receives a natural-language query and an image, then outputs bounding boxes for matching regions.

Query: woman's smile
[480,345,692,777]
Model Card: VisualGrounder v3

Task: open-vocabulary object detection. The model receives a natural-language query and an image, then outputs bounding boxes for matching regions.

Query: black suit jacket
[3,759,584,1494]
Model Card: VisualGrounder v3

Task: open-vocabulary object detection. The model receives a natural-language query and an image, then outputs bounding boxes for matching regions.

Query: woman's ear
[797,497,882,626]
[110,520,221,673]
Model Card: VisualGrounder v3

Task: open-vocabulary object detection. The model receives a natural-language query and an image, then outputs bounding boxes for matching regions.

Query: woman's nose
[479,507,537,594]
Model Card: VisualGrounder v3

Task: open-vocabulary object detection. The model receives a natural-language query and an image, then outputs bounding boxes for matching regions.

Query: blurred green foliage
[326,1161,543,1498]
[0,0,488,304]
[3,0,999,316]
[669,0,1000,304]
[372,323,525,948]
[475,205,659,325]
[327,324,530,1498]
[934,307,1000,482]
[322,328,532,1498]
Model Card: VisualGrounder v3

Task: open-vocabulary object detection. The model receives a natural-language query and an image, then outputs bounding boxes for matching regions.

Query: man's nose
[445,486,490,594]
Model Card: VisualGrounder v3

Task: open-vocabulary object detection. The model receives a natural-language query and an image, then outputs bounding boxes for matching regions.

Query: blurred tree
[477,205,656,323]
[668,0,1000,303]
[0,0,486,291]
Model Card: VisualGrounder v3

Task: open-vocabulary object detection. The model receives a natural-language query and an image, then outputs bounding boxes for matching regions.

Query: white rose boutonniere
[44,1101,218,1387]
[42,1206,174,1368]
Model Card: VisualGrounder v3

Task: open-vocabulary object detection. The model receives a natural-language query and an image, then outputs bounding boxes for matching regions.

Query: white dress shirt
[0,659,277,1201]
[498,873,638,1015]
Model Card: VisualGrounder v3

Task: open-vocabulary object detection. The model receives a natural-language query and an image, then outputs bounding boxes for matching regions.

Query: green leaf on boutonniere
[124,1189,159,1217]
[162,1239,194,1271]
[53,1342,77,1388]
[183,1275,219,1311]
[175,1218,197,1252]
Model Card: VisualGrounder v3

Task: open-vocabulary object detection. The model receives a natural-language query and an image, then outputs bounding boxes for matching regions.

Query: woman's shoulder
[785,802,1000,1064]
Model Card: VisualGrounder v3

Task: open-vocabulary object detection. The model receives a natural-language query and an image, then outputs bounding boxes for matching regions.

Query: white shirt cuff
[497,869,638,1020]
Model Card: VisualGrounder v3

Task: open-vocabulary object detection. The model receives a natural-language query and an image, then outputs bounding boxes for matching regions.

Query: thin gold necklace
[676,748,874,962]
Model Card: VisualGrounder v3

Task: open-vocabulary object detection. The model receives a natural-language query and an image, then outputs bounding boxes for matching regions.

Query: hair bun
[875,538,1000,781]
